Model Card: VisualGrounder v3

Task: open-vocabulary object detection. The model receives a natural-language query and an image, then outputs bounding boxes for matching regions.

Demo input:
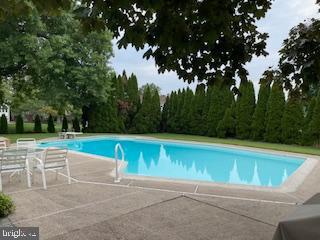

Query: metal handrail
[114,143,125,183]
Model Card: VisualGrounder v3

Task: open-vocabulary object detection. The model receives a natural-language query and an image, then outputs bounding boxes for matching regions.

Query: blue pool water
[40,137,304,187]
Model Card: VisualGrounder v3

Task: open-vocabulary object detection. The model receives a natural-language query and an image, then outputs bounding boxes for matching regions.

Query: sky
[110,0,319,95]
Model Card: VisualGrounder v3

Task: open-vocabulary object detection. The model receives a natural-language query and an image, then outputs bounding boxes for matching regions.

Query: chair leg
[26,161,31,188]
[66,159,71,185]
[41,167,47,190]
[0,172,2,192]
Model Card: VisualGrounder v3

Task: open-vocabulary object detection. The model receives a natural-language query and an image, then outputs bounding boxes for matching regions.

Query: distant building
[0,104,10,122]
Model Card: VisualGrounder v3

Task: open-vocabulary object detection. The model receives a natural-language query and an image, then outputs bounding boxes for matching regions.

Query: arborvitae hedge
[281,92,304,144]
[72,117,81,132]
[47,114,55,133]
[33,114,42,133]
[235,81,256,139]
[16,115,24,133]
[160,95,169,132]
[180,88,194,133]
[251,82,270,140]
[132,86,153,133]
[189,84,206,135]
[62,115,68,132]
[216,106,235,138]
[265,82,285,143]
[207,84,234,137]
[301,97,316,145]
[309,90,320,146]
[0,114,8,134]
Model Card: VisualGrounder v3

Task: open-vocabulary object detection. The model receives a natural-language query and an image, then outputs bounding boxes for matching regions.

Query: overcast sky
[111,0,319,95]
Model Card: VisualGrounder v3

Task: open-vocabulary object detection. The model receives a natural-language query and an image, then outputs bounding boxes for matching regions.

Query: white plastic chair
[0,148,31,191]
[33,148,71,190]
[16,138,37,149]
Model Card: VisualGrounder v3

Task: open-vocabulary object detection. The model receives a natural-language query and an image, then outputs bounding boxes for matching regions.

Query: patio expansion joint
[183,195,277,228]
[11,190,142,225]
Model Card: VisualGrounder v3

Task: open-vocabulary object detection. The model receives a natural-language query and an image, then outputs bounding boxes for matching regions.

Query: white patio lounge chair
[0,148,31,191]
[16,138,37,149]
[33,148,71,190]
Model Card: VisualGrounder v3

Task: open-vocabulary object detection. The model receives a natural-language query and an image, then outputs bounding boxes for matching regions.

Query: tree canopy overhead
[280,18,320,95]
[1,0,274,86]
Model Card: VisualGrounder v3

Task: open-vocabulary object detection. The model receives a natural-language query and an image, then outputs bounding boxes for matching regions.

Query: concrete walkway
[2,150,320,240]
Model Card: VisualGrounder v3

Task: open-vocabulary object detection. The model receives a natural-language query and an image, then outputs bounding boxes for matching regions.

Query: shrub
[15,115,24,133]
[72,117,80,132]
[33,114,42,133]
[0,114,8,134]
[47,114,55,133]
[62,115,68,132]
[0,193,15,217]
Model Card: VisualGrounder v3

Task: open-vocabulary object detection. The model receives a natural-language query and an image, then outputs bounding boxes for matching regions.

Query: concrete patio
[1,150,320,240]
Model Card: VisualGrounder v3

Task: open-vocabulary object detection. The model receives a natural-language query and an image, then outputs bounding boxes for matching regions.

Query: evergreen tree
[173,89,185,132]
[62,115,68,132]
[207,84,234,137]
[216,104,236,138]
[47,114,55,133]
[87,99,120,133]
[127,73,140,128]
[189,84,206,135]
[167,91,178,132]
[151,89,161,132]
[309,90,320,146]
[33,114,42,133]
[265,81,285,143]
[16,115,24,134]
[301,97,316,145]
[281,92,304,144]
[160,95,170,132]
[235,81,256,139]
[132,86,153,133]
[0,114,8,134]
[180,88,194,133]
[251,73,271,140]
[72,117,81,132]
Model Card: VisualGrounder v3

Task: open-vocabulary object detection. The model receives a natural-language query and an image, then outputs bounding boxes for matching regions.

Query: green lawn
[1,131,319,156]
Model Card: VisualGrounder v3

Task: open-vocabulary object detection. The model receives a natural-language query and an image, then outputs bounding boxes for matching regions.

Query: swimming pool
[40,137,304,187]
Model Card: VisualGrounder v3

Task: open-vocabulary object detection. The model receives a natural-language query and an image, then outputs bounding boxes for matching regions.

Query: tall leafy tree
[235,81,256,139]
[251,71,272,140]
[280,19,320,95]
[281,91,304,144]
[265,80,285,143]
[72,117,80,132]
[0,8,114,114]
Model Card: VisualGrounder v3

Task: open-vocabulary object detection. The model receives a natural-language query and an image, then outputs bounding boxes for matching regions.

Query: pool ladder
[114,143,125,183]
